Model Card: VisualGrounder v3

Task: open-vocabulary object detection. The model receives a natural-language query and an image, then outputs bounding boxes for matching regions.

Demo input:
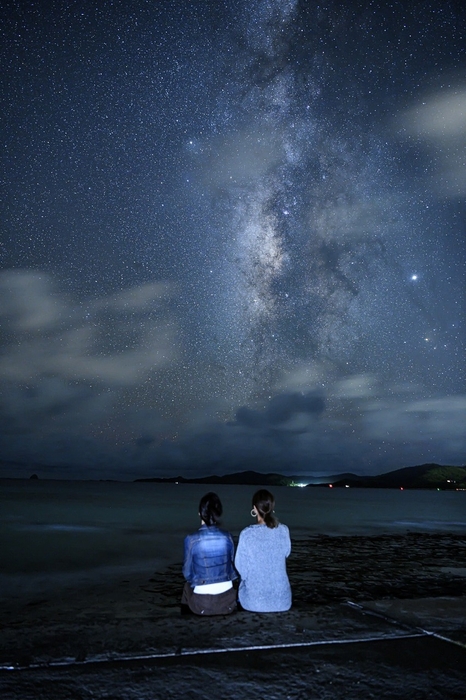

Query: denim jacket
[183,524,238,587]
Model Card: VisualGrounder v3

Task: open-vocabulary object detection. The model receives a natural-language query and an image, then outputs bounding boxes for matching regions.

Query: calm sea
[1,479,465,594]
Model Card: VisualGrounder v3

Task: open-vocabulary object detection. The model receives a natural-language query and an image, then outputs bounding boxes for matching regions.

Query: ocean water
[1,479,465,593]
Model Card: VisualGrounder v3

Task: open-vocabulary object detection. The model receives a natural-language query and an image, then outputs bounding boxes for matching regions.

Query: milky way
[1,0,465,478]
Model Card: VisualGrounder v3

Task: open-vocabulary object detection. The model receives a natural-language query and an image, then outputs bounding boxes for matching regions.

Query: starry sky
[1,0,465,480]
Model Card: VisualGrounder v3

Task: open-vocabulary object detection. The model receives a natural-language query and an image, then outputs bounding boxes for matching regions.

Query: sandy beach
[1,532,465,699]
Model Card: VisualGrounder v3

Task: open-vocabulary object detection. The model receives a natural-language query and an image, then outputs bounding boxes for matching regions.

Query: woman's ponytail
[199,492,222,526]
[252,489,278,529]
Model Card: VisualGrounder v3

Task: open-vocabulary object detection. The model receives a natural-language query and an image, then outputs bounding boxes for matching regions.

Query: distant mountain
[135,470,355,486]
[135,470,300,486]
[135,464,466,489]
[322,463,466,490]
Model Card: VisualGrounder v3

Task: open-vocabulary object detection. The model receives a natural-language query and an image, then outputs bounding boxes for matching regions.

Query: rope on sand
[345,600,466,651]
[0,630,427,672]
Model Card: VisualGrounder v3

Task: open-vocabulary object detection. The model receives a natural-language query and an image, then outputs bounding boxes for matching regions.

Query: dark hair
[252,489,278,529]
[199,492,223,526]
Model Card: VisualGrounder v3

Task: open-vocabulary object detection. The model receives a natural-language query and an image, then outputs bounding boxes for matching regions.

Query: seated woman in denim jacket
[181,492,237,615]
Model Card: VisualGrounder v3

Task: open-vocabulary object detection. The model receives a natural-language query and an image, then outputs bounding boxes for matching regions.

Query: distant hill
[135,470,301,486]
[134,470,354,486]
[323,463,466,490]
[135,464,466,489]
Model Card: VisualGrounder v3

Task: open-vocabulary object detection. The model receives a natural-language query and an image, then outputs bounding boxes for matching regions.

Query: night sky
[1,0,465,480]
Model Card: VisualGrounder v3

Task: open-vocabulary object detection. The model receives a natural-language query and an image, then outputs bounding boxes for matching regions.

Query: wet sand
[1,533,465,698]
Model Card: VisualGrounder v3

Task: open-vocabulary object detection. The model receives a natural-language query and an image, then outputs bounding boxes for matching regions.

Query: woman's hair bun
[252,489,278,528]
[199,492,222,526]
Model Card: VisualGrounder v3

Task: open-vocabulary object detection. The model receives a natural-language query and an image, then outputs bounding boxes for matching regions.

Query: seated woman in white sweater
[234,489,292,613]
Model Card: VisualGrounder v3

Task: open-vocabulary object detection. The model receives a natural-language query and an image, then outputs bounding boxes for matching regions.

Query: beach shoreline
[1,532,465,698]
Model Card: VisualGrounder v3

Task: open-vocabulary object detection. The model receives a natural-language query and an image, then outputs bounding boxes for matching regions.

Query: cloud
[162,385,466,478]
[276,363,333,392]
[0,270,176,385]
[397,85,466,196]
[0,270,65,331]
[1,378,112,435]
[97,281,172,312]
[2,376,464,478]
[334,374,377,399]
[364,395,466,445]
[0,272,463,479]
[401,89,466,139]
[265,391,325,424]
[235,406,265,428]
[234,391,324,430]
[0,270,179,475]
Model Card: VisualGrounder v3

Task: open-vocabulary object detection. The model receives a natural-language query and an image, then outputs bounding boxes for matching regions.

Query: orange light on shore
[400,487,404,491]
[329,484,333,488]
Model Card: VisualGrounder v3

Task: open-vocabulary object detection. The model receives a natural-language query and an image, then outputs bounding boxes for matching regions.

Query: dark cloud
[265,392,325,425]
[235,406,264,429]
